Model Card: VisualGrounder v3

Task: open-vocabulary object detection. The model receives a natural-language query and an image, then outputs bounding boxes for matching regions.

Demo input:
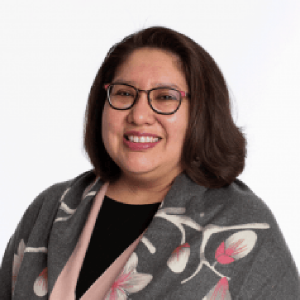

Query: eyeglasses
[104,83,189,115]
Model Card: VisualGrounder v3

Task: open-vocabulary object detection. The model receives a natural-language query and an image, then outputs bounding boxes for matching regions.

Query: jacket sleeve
[0,181,68,299]
[236,264,300,299]
[0,233,16,298]
[0,193,45,299]
[235,221,300,299]
[264,268,300,300]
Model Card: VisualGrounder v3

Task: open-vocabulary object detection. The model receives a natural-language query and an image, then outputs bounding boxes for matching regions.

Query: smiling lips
[124,131,161,150]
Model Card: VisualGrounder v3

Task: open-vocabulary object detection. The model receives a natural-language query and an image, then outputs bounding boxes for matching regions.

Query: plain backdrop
[1,0,300,270]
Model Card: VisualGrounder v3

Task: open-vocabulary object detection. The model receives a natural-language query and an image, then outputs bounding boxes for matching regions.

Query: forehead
[113,48,187,89]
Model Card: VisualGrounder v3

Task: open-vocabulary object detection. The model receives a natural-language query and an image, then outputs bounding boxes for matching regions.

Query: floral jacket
[0,170,299,299]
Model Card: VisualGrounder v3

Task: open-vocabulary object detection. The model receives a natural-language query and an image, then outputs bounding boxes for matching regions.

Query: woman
[1,27,299,299]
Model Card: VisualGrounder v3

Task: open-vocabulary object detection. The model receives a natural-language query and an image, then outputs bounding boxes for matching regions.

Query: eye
[153,89,180,101]
[110,85,136,98]
[116,90,134,97]
[158,94,177,100]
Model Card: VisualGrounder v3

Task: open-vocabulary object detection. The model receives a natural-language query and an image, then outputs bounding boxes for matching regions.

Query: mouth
[124,135,162,143]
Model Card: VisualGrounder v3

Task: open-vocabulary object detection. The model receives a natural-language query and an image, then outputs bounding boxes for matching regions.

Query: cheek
[101,106,109,141]
[101,104,116,149]
[102,104,125,147]
[102,103,117,133]
[164,113,188,143]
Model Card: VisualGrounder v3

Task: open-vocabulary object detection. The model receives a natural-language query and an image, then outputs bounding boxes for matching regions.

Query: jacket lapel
[47,174,104,296]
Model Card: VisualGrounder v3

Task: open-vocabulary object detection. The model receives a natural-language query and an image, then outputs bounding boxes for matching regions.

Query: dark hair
[84,26,246,188]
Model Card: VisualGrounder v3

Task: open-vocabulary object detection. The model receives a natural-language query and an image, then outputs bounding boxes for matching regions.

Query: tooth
[127,135,160,143]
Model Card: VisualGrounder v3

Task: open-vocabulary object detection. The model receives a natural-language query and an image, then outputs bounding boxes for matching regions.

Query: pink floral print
[215,230,257,265]
[203,277,231,300]
[104,252,152,300]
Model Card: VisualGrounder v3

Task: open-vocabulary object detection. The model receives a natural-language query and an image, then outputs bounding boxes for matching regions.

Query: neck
[106,172,179,205]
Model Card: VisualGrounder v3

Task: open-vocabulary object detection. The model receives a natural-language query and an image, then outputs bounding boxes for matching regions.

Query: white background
[1,0,300,270]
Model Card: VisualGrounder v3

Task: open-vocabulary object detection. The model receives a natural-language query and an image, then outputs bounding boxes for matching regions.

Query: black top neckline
[105,195,162,207]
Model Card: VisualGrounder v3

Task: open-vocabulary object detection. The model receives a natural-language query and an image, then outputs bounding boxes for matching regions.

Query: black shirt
[76,195,161,299]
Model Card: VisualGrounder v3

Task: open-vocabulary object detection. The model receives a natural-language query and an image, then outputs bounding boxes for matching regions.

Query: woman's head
[101,48,190,185]
[84,26,246,188]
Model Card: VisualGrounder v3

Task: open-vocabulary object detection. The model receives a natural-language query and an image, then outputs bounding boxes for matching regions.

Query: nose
[126,91,155,125]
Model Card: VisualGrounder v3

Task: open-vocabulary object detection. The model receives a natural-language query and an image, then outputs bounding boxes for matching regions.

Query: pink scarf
[49,182,143,300]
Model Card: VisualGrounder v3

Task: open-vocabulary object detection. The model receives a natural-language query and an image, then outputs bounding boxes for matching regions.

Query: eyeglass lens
[108,84,181,114]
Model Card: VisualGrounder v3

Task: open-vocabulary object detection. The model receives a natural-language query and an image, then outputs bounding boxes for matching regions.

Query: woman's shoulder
[27,170,96,210]
[203,179,298,264]
[198,179,300,296]
[202,178,275,222]
[172,173,275,224]
[197,178,293,260]
[16,170,98,234]
[4,170,97,254]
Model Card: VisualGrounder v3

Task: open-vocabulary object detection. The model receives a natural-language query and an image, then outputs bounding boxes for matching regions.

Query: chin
[124,166,155,176]
[118,161,157,176]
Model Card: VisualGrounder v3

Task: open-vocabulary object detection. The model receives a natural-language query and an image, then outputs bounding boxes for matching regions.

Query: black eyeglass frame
[104,83,190,115]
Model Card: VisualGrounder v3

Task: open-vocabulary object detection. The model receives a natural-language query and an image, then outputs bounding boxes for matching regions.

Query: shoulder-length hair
[84,26,246,188]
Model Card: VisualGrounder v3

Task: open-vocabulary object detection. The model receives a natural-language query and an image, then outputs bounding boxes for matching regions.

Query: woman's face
[101,48,189,183]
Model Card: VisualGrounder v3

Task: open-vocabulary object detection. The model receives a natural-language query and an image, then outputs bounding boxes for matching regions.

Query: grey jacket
[1,170,299,299]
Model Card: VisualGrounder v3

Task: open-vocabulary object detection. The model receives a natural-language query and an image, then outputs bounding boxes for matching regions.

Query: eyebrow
[112,79,181,90]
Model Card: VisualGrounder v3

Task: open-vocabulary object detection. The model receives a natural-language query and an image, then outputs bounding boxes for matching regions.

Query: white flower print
[104,252,152,300]
[167,242,190,273]
[12,239,26,293]
[203,277,232,300]
[33,267,48,297]
[182,223,269,284]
